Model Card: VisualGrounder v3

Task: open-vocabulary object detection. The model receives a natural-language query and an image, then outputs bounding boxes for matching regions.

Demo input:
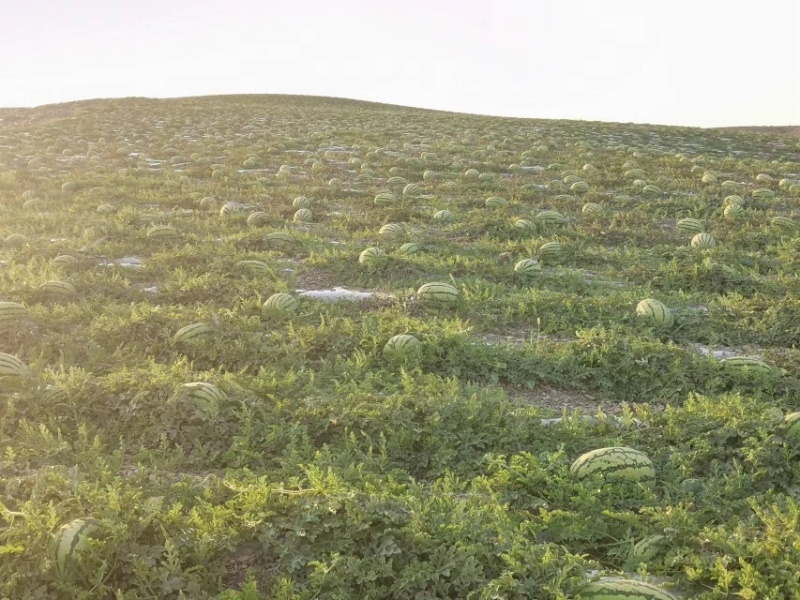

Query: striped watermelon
[220,202,243,217]
[247,211,270,227]
[636,299,674,327]
[485,196,509,209]
[719,356,774,374]
[51,518,100,579]
[784,411,800,439]
[374,191,398,206]
[379,223,404,236]
[51,254,79,269]
[173,322,215,343]
[433,209,453,223]
[642,184,662,196]
[199,196,217,209]
[387,176,408,185]
[463,169,480,179]
[538,241,563,263]
[146,225,179,240]
[359,247,388,270]
[631,534,665,564]
[263,293,299,314]
[676,218,704,233]
[724,195,744,207]
[514,259,542,278]
[701,172,718,184]
[582,202,603,215]
[0,302,30,325]
[563,174,581,185]
[417,282,459,305]
[235,260,271,275]
[293,208,313,222]
[723,203,745,219]
[265,231,298,248]
[514,219,535,231]
[752,188,775,200]
[0,352,29,377]
[42,385,69,403]
[179,382,227,419]
[292,195,312,209]
[4,233,28,247]
[570,447,655,487]
[383,334,422,363]
[38,280,77,300]
[96,203,116,214]
[755,173,774,182]
[771,216,797,230]
[396,242,422,257]
[581,578,678,600]
[535,210,566,226]
[691,232,716,248]
[402,183,422,197]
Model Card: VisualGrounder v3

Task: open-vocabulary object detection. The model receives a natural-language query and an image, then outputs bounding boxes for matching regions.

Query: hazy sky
[1,0,798,127]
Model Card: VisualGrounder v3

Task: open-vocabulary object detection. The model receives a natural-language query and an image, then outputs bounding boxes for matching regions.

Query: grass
[1,94,800,599]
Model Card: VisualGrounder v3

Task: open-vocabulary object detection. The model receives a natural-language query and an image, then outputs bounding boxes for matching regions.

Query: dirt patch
[506,385,623,415]
[222,542,278,592]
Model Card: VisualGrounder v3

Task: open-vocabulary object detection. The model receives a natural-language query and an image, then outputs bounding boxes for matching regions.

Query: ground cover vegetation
[1,95,800,599]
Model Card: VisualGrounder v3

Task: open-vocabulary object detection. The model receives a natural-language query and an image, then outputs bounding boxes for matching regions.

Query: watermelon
[719,356,773,374]
[691,232,716,248]
[535,210,566,226]
[581,577,678,600]
[0,301,30,325]
[50,254,79,269]
[4,233,28,247]
[379,223,404,236]
[402,183,422,197]
[485,196,509,209]
[0,352,29,377]
[582,202,603,214]
[42,385,69,403]
[146,225,179,240]
[752,188,775,200]
[235,260,272,276]
[220,201,242,217]
[784,411,800,439]
[724,195,744,207]
[293,208,313,222]
[570,447,655,487]
[96,203,116,214]
[771,216,797,230]
[263,293,299,314]
[38,280,77,300]
[359,247,388,270]
[247,211,271,227]
[396,242,422,257]
[642,184,662,196]
[179,382,227,419]
[514,219,535,231]
[51,518,100,579]
[383,334,422,363]
[723,203,744,219]
[374,191,398,206]
[538,241,563,263]
[514,259,542,278]
[676,218,704,233]
[631,534,665,564]
[265,231,298,248]
[417,282,459,305]
[636,299,674,327]
[292,195,312,209]
[173,322,214,343]
[433,209,453,223]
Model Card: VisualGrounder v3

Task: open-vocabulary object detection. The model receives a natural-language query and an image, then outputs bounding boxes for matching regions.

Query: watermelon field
[1,95,800,599]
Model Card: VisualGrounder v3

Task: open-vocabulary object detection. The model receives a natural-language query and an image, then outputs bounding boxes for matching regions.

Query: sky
[1,0,798,127]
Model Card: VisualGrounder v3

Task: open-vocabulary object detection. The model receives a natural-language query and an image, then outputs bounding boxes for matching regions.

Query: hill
[1,94,800,599]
